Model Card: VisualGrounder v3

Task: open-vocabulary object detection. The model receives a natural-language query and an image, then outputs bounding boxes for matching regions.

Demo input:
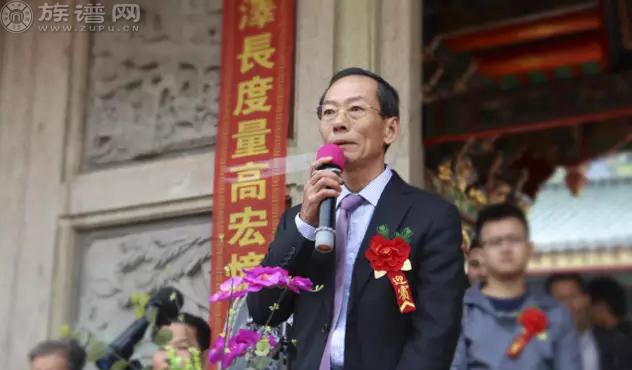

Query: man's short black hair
[545,273,588,294]
[181,312,211,351]
[155,312,211,351]
[317,67,400,119]
[588,277,627,319]
[475,203,530,241]
[28,339,86,370]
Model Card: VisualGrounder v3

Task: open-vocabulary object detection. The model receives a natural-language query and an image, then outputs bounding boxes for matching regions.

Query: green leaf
[153,328,173,346]
[312,284,324,292]
[254,336,272,356]
[130,292,150,319]
[377,224,390,238]
[86,341,108,361]
[111,360,128,370]
[400,227,414,243]
[58,324,72,339]
[250,356,274,370]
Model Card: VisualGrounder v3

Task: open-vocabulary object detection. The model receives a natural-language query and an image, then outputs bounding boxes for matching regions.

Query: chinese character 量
[239,0,276,30]
[233,76,273,116]
[238,33,276,73]
[230,161,269,202]
[232,119,271,159]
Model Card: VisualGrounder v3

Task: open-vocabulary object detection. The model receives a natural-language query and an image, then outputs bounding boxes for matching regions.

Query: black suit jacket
[247,172,465,370]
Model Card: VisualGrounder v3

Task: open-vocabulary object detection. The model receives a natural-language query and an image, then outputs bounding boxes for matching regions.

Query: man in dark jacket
[248,67,465,370]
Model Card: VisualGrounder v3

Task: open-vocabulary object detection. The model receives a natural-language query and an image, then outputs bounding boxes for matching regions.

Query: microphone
[95,287,184,370]
[314,144,345,253]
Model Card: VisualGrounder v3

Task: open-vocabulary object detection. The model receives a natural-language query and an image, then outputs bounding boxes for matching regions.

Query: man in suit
[247,67,465,370]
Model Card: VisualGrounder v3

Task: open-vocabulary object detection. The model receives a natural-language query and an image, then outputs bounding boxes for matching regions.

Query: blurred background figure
[589,277,631,333]
[587,277,632,370]
[466,241,487,285]
[151,312,211,370]
[546,273,601,370]
[29,339,86,370]
[451,203,581,370]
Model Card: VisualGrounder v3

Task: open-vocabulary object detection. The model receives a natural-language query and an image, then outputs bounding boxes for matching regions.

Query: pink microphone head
[316,144,345,171]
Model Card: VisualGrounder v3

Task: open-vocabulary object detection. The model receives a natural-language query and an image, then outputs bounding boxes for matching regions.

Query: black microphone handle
[315,197,336,253]
[314,165,341,253]
[95,318,149,370]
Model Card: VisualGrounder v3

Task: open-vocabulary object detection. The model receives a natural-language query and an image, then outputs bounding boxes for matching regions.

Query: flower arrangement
[208,265,320,369]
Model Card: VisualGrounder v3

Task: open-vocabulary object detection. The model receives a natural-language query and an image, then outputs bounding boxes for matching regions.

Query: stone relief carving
[75,215,211,367]
[82,0,222,170]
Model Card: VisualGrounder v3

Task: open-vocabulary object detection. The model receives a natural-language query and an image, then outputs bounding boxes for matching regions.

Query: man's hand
[299,156,343,226]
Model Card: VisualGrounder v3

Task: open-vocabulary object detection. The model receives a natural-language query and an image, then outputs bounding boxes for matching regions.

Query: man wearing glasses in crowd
[451,203,581,370]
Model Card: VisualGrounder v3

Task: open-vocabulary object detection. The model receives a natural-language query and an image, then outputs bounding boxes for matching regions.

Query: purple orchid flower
[225,329,261,367]
[209,277,249,302]
[207,329,262,368]
[243,266,290,291]
[287,276,314,293]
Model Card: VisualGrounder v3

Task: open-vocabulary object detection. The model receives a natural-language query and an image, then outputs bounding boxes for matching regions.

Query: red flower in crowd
[519,307,548,336]
[365,235,411,272]
[507,307,549,358]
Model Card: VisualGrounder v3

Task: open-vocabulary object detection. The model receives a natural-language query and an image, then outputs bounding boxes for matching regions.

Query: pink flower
[243,266,289,291]
[207,335,225,365]
[207,330,262,368]
[287,276,314,293]
[225,329,261,367]
[267,334,278,348]
[209,277,249,302]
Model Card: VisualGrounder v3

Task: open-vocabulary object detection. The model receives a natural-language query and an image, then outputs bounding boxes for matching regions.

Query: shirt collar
[337,165,393,208]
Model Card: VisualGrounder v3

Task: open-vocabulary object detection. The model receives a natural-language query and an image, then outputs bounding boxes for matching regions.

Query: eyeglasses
[316,102,383,122]
[480,234,527,248]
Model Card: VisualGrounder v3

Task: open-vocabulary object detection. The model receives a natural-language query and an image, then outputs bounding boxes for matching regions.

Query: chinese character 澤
[232,119,271,158]
[75,3,105,24]
[230,161,269,201]
[238,33,276,73]
[112,3,140,23]
[228,206,268,246]
[233,75,273,116]
[239,0,276,30]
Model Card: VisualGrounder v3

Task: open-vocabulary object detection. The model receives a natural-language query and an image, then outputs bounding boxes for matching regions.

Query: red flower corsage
[365,225,416,313]
[506,307,548,358]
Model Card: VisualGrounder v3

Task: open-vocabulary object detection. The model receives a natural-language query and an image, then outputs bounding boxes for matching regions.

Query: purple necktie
[319,193,365,370]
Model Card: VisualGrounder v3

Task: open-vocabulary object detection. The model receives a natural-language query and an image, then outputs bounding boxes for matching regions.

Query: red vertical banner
[210,0,295,353]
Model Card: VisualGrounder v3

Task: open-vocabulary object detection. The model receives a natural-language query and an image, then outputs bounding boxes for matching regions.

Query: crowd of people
[27,68,631,370]
[460,203,632,370]
[29,312,210,370]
